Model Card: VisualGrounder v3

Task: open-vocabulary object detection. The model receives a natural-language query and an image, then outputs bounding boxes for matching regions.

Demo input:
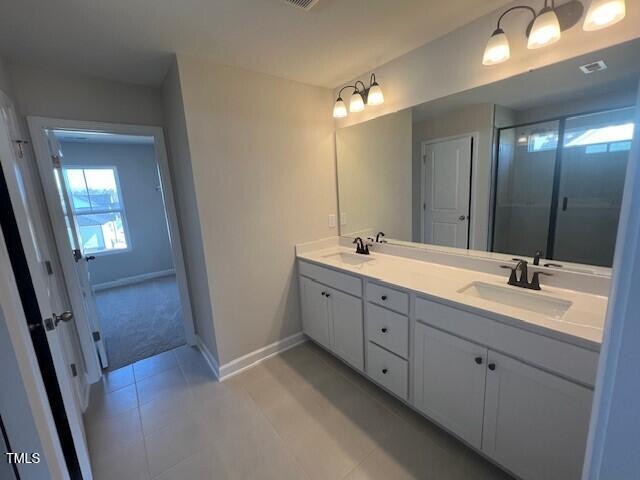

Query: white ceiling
[0,0,511,88]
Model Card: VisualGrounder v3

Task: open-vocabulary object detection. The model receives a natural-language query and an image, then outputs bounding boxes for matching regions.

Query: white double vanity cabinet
[297,241,605,480]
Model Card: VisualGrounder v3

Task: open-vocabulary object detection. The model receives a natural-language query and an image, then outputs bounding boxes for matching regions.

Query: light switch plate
[340,212,347,226]
[328,214,336,228]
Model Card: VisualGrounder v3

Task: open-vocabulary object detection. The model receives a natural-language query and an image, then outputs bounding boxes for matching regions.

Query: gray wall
[171,54,337,365]
[161,60,219,360]
[60,141,174,285]
[8,63,163,126]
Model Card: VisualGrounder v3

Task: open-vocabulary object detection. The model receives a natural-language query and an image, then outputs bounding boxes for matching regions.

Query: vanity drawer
[414,296,599,387]
[367,342,408,400]
[298,260,362,297]
[366,304,409,358]
[367,282,409,314]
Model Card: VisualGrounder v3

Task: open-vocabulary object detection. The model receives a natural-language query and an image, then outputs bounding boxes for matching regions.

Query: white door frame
[420,132,478,248]
[27,117,198,356]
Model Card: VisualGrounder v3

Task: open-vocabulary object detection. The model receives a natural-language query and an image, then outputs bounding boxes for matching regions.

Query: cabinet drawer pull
[381,327,388,333]
[325,293,331,298]
[381,295,388,301]
[382,368,388,374]
[488,363,496,371]
[475,356,483,365]
[321,291,326,296]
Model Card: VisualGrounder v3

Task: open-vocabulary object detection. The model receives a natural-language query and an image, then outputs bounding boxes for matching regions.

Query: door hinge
[14,140,29,159]
[70,363,78,377]
[44,260,54,275]
[51,154,61,168]
[93,331,101,342]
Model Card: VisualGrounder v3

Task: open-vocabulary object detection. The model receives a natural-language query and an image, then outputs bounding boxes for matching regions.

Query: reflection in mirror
[336,39,639,271]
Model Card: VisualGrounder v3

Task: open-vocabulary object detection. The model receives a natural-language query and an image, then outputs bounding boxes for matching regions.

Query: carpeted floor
[94,275,186,370]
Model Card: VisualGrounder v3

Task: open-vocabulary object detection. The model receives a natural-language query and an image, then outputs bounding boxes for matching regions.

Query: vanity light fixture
[483,0,625,66]
[583,0,626,30]
[333,73,384,118]
[527,3,562,49]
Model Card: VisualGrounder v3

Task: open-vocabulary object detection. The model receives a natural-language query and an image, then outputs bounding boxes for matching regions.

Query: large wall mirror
[336,38,639,273]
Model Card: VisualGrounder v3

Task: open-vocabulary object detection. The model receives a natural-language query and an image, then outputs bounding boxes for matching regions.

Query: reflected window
[62,167,130,254]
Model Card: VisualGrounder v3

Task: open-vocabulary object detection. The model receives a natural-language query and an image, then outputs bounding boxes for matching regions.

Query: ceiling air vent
[579,60,607,74]
[282,0,319,11]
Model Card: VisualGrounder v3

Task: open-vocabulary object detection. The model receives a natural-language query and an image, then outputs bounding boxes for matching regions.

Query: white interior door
[0,99,93,479]
[30,125,107,377]
[422,136,472,248]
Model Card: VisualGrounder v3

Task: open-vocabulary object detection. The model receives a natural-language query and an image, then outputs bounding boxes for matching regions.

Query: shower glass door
[492,120,559,258]
[492,106,635,267]
[553,107,635,267]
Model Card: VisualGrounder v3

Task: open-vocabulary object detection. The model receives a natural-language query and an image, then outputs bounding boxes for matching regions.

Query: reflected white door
[32,127,108,374]
[0,101,93,478]
[422,137,472,248]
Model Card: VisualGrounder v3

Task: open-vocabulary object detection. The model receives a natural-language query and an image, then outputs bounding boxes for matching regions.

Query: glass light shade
[583,0,626,31]
[333,98,347,118]
[527,9,561,49]
[349,91,365,112]
[482,29,510,65]
[367,83,384,106]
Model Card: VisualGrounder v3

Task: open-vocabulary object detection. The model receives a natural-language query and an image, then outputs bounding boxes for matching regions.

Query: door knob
[459,215,467,221]
[474,356,483,365]
[53,311,74,327]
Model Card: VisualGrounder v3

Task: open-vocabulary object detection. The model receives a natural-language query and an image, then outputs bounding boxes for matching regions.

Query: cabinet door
[482,351,593,480]
[328,288,364,371]
[413,323,487,448]
[300,276,330,348]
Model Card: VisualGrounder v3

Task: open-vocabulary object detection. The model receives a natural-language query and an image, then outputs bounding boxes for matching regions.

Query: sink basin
[323,252,374,266]
[458,281,572,318]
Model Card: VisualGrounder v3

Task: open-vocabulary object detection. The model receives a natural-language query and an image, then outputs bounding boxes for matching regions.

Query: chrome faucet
[500,258,552,291]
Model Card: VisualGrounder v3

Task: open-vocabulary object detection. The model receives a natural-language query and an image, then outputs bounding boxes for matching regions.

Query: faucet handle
[530,271,552,290]
[500,265,518,285]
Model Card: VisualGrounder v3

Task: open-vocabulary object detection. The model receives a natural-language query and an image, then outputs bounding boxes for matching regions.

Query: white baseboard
[92,269,175,292]
[196,336,220,380]
[195,332,308,382]
[218,332,308,381]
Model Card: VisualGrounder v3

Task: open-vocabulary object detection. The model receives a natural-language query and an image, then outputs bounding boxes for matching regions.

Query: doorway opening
[29,119,196,375]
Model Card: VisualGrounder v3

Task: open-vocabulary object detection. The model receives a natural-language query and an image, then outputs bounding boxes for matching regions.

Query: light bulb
[483,28,510,65]
[527,8,561,49]
[333,97,347,118]
[367,83,384,106]
[583,0,626,31]
[349,91,365,112]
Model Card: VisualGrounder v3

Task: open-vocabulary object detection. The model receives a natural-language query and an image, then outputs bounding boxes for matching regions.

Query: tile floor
[84,341,513,480]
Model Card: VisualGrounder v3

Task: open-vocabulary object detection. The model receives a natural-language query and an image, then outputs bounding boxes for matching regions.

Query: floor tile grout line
[233,378,315,480]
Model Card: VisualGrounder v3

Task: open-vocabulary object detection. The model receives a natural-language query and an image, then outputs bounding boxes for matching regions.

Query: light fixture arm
[496,4,537,30]
[337,84,357,100]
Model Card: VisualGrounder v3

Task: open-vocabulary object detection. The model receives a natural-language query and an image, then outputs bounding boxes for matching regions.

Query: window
[63,167,130,254]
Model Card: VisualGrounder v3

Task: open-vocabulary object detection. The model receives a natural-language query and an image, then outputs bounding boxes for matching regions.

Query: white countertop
[297,246,607,351]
